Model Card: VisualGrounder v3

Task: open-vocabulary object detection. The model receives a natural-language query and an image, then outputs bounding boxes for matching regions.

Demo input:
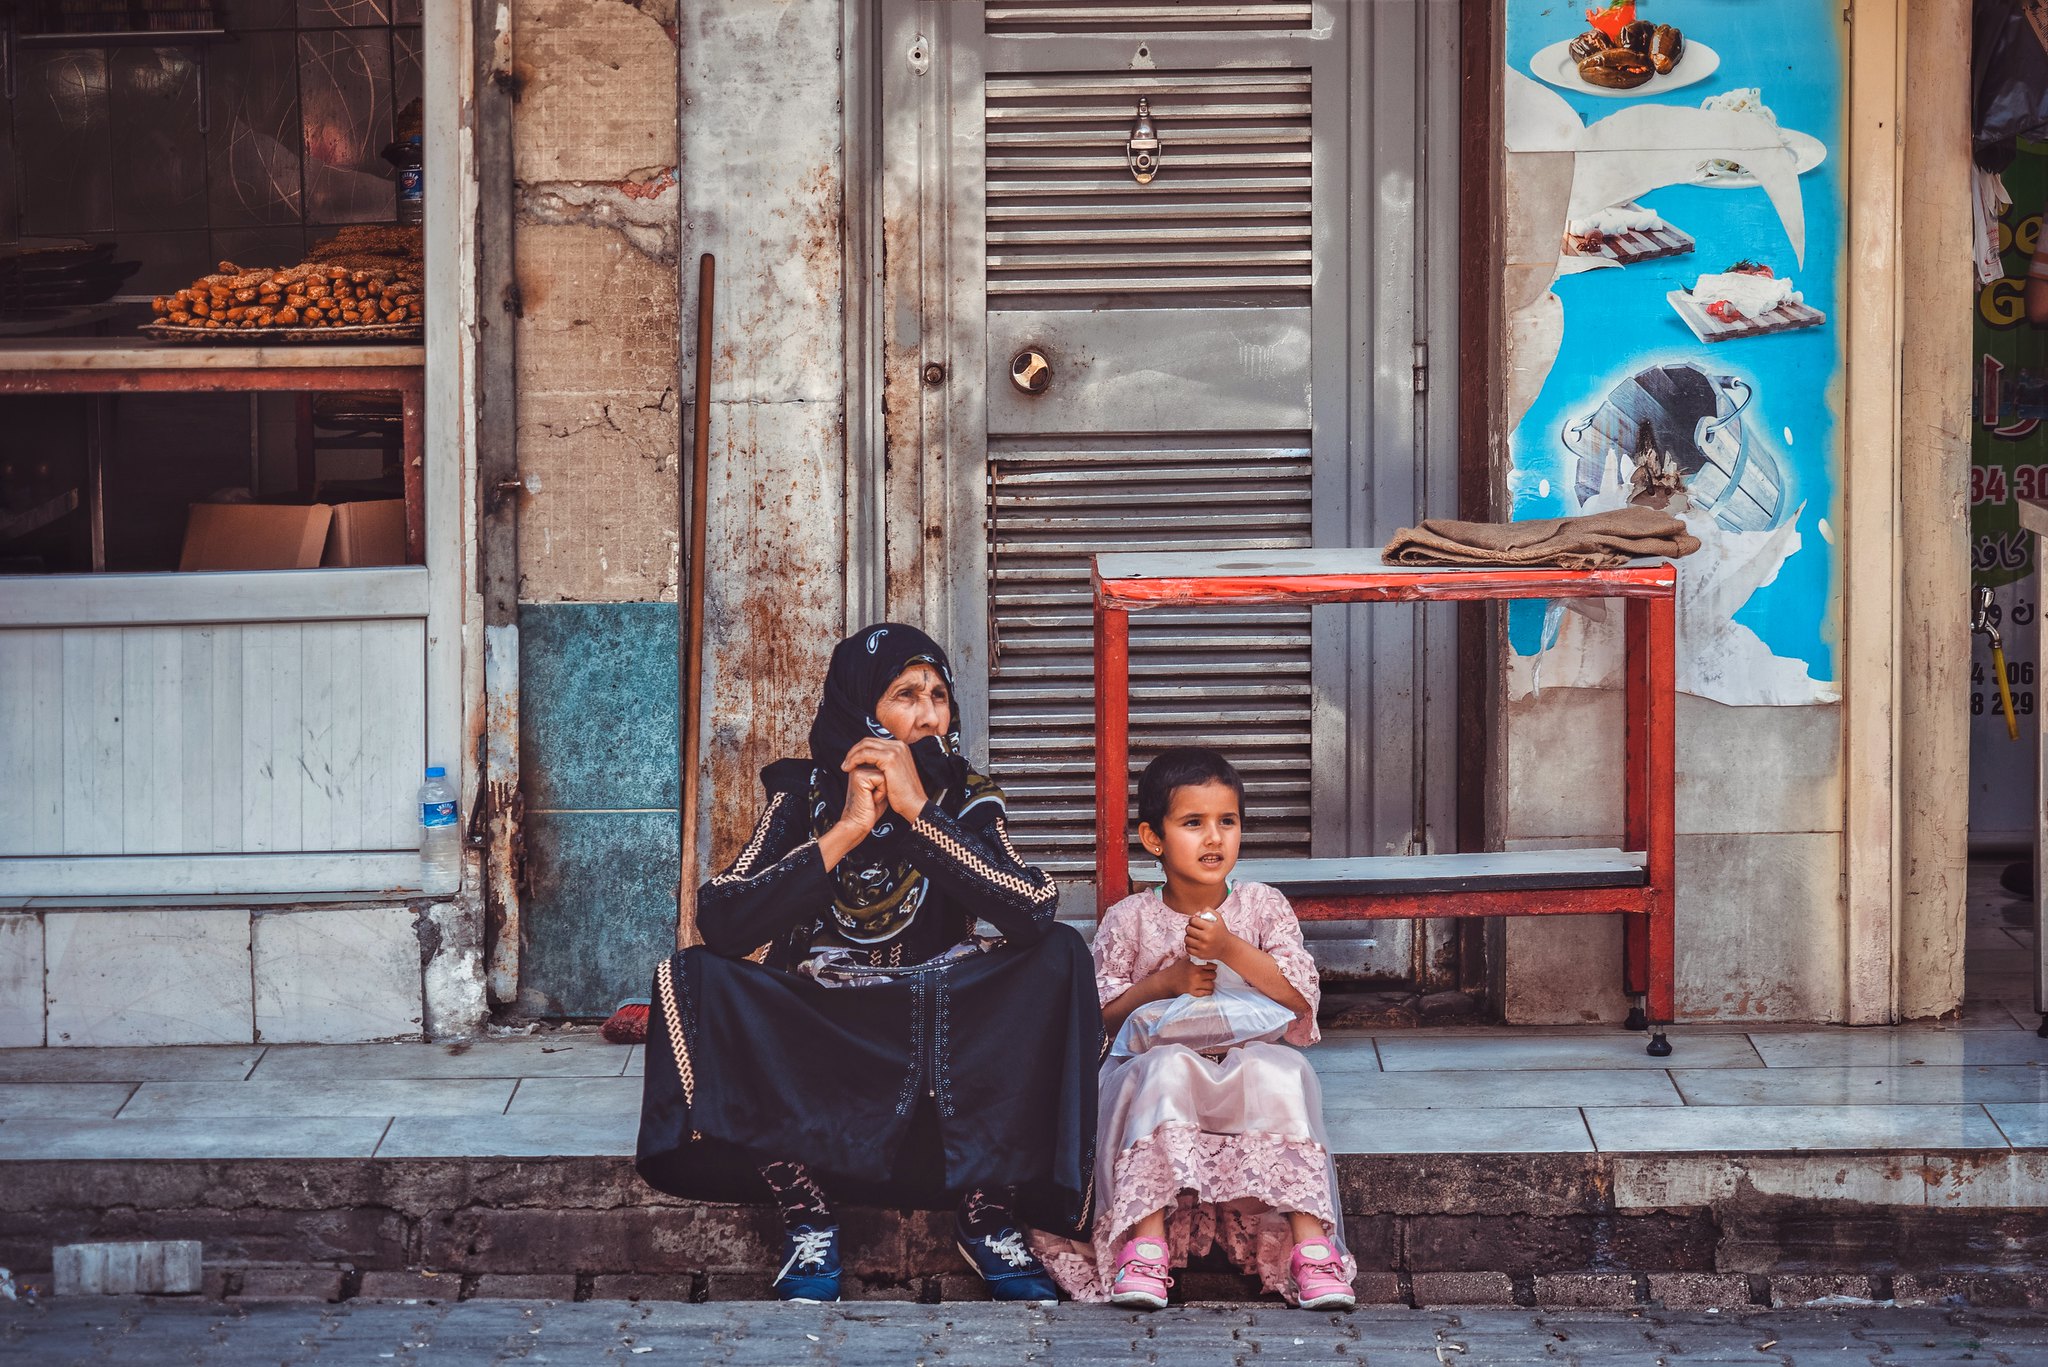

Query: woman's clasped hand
[840,736,929,821]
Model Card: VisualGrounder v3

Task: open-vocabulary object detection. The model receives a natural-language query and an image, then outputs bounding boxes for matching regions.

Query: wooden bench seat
[1127,849,1648,899]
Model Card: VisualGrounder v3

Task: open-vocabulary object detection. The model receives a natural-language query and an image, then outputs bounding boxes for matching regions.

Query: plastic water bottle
[418,766,460,893]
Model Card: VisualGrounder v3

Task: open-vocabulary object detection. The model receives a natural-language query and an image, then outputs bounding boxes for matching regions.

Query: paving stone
[706,1270,777,1301]
[1374,1031,1763,1072]
[0,1114,388,1160]
[1893,1272,2048,1309]
[0,1043,263,1083]
[251,1036,628,1081]
[0,914,42,1047]
[1588,1103,2013,1154]
[1409,1271,1515,1306]
[376,1111,636,1157]
[253,906,423,1044]
[936,1274,992,1302]
[356,1269,456,1301]
[468,1273,577,1300]
[1177,1270,1265,1302]
[231,1265,348,1302]
[1321,1105,1594,1155]
[0,1082,135,1117]
[1767,1274,1882,1307]
[121,1077,514,1118]
[505,1075,640,1115]
[1646,1272,1758,1308]
[1532,1272,1639,1307]
[44,909,253,1047]
[1353,1271,1405,1305]
[841,1275,921,1301]
[53,1239,202,1295]
[589,1273,695,1301]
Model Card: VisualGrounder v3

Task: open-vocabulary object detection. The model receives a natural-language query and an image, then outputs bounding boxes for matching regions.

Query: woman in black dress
[637,624,1102,1302]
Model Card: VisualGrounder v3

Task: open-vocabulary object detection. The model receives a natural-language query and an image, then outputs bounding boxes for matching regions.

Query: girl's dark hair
[1137,747,1246,832]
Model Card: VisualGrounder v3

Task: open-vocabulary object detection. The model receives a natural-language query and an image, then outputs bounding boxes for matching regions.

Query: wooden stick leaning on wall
[678,253,715,949]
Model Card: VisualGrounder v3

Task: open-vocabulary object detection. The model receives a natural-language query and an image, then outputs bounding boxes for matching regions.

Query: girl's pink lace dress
[1031,881,1353,1301]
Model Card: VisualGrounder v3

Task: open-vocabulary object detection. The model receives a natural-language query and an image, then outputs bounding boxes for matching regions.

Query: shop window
[0,1,426,575]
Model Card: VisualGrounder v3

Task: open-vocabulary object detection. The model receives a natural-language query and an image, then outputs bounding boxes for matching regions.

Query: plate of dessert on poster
[1530,2,1719,98]
[1684,88,1829,188]
[1666,261,1828,344]
[1563,203,1696,266]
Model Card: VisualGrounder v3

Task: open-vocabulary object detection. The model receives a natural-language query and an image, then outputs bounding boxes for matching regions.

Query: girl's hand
[1183,911,1236,965]
[837,765,888,839]
[842,738,929,821]
[1159,958,1218,999]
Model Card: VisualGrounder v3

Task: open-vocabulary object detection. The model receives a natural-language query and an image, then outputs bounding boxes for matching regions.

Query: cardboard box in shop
[323,499,406,567]
[179,503,332,571]
[178,500,406,571]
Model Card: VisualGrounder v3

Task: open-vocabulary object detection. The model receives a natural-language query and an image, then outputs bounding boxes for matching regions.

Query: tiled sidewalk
[2,870,2041,1164]
[2,1015,2045,1162]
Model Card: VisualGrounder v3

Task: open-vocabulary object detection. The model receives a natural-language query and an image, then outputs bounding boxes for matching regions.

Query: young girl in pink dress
[1033,748,1355,1310]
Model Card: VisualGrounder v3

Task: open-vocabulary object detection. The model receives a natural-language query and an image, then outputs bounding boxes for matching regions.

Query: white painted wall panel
[0,618,424,864]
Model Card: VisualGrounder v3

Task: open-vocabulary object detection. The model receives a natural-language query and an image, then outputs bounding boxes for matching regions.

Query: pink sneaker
[1109,1237,1173,1309]
[1289,1239,1354,1310]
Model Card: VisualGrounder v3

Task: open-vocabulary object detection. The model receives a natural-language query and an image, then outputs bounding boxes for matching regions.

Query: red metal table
[1092,549,1679,1054]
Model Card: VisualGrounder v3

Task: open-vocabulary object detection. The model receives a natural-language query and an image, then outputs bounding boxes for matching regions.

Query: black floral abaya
[636,625,1102,1234]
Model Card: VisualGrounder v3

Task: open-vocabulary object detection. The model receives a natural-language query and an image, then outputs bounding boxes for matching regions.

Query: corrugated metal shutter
[985,71,1311,305]
[980,55,1315,876]
[987,437,1313,875]
[985,2,1312,36]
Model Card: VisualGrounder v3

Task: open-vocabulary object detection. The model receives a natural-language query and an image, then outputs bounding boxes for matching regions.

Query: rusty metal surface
[477,0,523,1005]
[680,0,848,869]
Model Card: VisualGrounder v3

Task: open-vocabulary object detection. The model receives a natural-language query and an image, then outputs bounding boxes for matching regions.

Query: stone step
[5,1148,2045,1308]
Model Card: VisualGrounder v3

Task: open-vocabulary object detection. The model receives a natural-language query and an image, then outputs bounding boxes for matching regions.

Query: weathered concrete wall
[512,0,682,606]
[508,0,689,1016]
[506,0,846,1011]
[1501,692,1847,1024]
[679,0,849,868]
[1896,0,1973,1022]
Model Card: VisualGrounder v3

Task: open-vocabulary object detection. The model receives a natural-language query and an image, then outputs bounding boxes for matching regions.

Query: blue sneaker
[955,1220,1061,1302]
[773,1224,841,1302]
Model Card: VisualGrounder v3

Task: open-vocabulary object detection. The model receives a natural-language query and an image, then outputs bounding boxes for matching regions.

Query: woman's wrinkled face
[874,663,950,746]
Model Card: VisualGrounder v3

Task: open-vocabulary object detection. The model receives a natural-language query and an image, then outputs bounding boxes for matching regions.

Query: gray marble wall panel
[207,28,306,227]
[393,26,421,117]
[16,49,114,236]
[220,0,299,24]
[111,48,208,233]
[0,95,17,239]
[297,27,395,225]
[298,0,393,26]
[5,17,418,261]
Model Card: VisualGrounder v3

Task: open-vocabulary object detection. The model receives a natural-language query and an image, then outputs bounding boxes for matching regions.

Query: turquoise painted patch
[521,809,680,1017]
[519,602,679,811]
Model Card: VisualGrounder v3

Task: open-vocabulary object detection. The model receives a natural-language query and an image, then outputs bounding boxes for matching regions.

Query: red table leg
[1622,597,1650,1005]
[1094,599,1131,917]
[1644,590,1678,1032]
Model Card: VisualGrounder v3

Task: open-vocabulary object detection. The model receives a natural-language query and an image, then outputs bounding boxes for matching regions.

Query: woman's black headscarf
[804,624,997,945]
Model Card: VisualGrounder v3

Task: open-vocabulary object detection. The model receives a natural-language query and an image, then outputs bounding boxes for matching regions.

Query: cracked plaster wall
[510,0,847,874]
[512,0,684,604]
